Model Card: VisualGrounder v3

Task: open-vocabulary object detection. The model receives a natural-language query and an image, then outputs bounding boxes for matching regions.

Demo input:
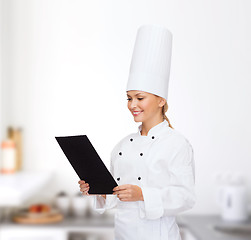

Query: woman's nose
[130,99,137,109]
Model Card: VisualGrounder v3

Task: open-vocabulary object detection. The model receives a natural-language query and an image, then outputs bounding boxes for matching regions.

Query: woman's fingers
[80,186,89,191]
[113,184,130,192]
[113,184,143,201]
[114,190,129,201]
[78,180,85,184]
[113,189,128,195]
[116,193,129,201]
[82,189,89,195]
[80,183,89,188]
[80,186,90,195]
[78,180,90,195]
[79,181,89,189]
[80,184,89,191]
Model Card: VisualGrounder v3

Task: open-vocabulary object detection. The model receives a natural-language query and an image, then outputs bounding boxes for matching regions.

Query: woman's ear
[158,97,166,108]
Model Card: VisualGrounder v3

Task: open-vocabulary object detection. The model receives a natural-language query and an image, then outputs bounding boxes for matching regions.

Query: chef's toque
[126,25,172,101]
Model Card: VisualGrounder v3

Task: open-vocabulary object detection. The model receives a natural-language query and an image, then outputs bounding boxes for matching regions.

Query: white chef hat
[126,25,172,101]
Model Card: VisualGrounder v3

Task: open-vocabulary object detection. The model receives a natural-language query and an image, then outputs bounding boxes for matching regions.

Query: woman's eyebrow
[127,93,144,97]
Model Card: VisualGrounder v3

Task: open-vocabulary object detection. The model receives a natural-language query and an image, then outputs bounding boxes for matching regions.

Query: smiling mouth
[132,111,143,116]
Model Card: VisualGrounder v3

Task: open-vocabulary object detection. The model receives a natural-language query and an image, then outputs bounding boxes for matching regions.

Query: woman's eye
[127,98,143,101]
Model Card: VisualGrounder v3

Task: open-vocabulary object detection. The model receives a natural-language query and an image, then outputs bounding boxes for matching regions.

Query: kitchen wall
[1,0,251,215]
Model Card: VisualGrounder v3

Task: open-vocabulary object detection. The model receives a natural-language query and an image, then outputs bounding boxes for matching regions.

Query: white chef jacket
[93,119,196,240]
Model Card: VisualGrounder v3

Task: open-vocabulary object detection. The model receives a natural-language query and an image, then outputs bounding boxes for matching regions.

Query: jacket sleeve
[92,147,118,214]
[138,140,196,220]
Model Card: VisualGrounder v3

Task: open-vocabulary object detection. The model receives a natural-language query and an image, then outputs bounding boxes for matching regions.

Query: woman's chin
[133,117,143,122]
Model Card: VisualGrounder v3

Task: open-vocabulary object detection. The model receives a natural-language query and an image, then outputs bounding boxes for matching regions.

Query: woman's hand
[78,180,106,199]
[78,180,90,195]
[113,184,144,201]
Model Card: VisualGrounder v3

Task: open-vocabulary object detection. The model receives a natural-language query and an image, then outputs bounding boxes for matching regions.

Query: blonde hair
[162,102,174,129]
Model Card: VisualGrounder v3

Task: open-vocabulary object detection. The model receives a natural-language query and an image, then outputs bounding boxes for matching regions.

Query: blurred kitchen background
[0,0,251,239]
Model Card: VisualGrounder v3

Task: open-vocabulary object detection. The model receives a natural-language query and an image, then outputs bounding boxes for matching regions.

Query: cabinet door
[0,228,67,240]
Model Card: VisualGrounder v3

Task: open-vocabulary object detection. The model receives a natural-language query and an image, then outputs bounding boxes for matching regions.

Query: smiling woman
[127,90,173,132]
[79,25,195,240]
[126,90,166,136]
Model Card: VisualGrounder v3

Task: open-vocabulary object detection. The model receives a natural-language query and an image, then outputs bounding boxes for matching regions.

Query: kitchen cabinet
[0,215,114,240]
[4,214,250,240]
[0,226,195,240]
[177,214,251,240]
[0,226,114,240]
[0,226,113,240]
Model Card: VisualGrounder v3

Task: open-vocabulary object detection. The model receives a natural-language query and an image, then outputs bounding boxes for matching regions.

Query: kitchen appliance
[72,192,90,217]
[55,192,70,216]
[218,183,248,222]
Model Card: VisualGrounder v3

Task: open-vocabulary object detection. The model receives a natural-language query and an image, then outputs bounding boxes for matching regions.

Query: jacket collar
[137,119,169,137]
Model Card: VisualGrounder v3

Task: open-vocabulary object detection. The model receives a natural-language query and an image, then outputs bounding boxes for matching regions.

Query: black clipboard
[55,135,117,194]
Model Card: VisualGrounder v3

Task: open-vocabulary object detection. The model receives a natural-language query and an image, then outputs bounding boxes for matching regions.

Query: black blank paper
[55,135,117,194]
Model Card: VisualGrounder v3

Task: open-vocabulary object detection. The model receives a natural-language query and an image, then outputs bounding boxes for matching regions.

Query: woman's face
[127,90,166,123]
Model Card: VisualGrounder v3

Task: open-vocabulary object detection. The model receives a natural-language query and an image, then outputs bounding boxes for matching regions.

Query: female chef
[78,25,196,240]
